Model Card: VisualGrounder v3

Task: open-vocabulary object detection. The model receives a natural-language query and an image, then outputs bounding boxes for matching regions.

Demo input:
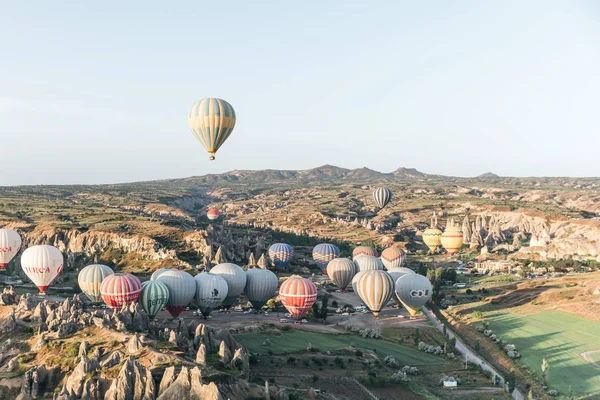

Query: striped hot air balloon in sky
[441,226,464,256]
[21,245,64,295]
[395,274,432,317]
[207,209,219,220]
[373,187,392,209]
[355,270,395,318]
[423,228,443,253]
[353,255,384,273]
[194,272,228,317]
[0,229,21,271]
[78,264,114,303]
[188,98,236,160]
[279,275,317,320]
[380,247,406,270]
[140,280,169,320]
[155,270,196,317]
[352,246,378,260]
[268,243,294,270]
[100,273,142,309]
[210,263,247,307]
[327,258,355,291]
[245,268,278,310]
[312,243,340,273]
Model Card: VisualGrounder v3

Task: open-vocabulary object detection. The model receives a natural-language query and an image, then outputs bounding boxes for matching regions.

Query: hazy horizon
[2,1,599,185]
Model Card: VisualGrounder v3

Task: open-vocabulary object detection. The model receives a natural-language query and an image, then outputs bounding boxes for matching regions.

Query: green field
[485,310,600,397]
[234,330,447,366]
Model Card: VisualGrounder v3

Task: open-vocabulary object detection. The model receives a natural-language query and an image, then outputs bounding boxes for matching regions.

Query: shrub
[384,356,399,369]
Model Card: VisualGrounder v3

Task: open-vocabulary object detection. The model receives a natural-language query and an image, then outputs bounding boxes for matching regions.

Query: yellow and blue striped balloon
[141,280,170,320]
[187,98,236,160]
[78,264,114,303]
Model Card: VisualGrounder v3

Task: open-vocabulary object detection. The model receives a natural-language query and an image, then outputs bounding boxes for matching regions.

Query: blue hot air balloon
[268,243,293,271]
[312,243,340,274]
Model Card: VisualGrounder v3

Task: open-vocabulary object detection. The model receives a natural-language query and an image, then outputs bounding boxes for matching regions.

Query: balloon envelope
[188,98,236,160]
[279,275,317,320]
[140,280,170,320]
[268,243,294,270]
[373,187,392,209]
[387,269,414,307]
[207,209,219,220]
[312,243,340,273]
[381,247,406,270]
[355,270,395,318]
[21,245,64,295]
[352,246,378,260]
[441,227,464,256]
[327,258,355,291]
[423,229,443,252]
[155,270,196,317]
[78,264,114,303]
[0,229,21,271]
[210,263,247,307]
[100,273,142,309]
[395,274,432,316]
[353,255,384,273]
[245,268,278,310]
[194,272,228,317]
[151,268,176,281]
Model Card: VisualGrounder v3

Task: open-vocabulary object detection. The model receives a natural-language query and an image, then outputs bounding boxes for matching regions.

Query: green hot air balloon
[140,280,169,320]
[188,98,236,160]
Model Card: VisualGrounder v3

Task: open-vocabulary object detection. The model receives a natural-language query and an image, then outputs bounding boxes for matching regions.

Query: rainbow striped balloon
[78,264,114,303]
[140,280,169,320]
[312,243,340,273]
[100,273,142,309]
[268,243,294,270]
[187,98,236,160]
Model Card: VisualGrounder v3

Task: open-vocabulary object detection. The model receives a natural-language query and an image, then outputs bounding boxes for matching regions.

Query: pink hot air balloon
[100,273,142,309]
[20,245,63,295]
[279,275,317,320]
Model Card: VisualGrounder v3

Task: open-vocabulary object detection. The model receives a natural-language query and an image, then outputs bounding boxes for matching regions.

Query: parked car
[280,318,288,323]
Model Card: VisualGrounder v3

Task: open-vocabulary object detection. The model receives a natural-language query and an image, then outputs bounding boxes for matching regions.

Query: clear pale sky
[1,1,599,185]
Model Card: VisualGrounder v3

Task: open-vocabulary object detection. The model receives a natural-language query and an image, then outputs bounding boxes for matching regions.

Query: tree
[413,328,420,346]
[541,358,549,386]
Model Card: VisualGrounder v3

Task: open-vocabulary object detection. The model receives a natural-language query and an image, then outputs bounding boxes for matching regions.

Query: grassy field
[234,330,447,366]
[485,310,600,397]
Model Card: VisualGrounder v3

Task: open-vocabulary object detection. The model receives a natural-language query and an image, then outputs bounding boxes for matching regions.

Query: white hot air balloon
[245,268,278,310]
[0,229,21,271]
[387,268,414,308]
[327,258,356,291]
[353,255,384,273]
[155,270,196,318]
[395,274,432,317]
[151,268,176,281]
[21,245,64,295]
[194,272,228,318]
[354,270,395,318]
[210,263,247,307]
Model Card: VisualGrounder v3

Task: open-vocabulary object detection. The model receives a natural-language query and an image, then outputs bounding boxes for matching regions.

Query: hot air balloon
[21,245,64,295]
[155,270,196,317]
[268,243,293,270]
[380,247,406,270]
[441,227,464,256]
[312,243,340,274]
[151,268,176,281]
[78,264,114,303]
[0,229,21,271]
[354,270,395,318]
[351,270,368,292]
[423,228,442,253]
[207,209,219,220]
[188,98,236,160]
[140,280,169,320]
[353,255,384,273]
[100,273,142,309]
[352,246,378,260]
[326,258,355,291]
[373,187,392,209]
[245,268,278,310]
[279,275,317,320]
[387,269,414,308]
[194,272,228,318]
[395,274,432,317]
[210,263,247,307]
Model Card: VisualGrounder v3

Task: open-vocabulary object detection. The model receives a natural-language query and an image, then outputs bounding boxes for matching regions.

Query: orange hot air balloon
[279,275,317,320]
[441,226,463,256]
[380,247,406,270]
[207,209,219,220]
[352,246,378,260]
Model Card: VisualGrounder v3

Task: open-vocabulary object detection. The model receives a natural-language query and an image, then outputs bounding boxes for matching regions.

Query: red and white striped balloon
[20,245,63,295]
[279,275,317,320]
[100,273,142,309]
